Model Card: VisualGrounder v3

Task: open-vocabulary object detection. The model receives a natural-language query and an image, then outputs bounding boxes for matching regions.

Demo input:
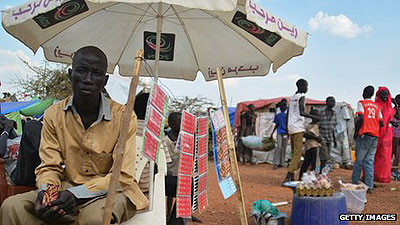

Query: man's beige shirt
[35,94,149,210]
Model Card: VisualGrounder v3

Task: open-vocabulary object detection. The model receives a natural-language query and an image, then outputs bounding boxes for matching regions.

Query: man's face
[395,96,400,105]
[379,90,389,102]
[280,101,287,111]
[170,115,182,132]
[249,105,255,112]
[299,82,308,93]
[326,98,336,108]
[69,51,108,99]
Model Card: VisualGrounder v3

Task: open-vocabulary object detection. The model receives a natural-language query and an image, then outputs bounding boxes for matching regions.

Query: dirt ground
[189,162,400,225]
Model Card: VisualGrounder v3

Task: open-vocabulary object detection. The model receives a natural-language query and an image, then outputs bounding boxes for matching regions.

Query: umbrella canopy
[2,0,307,81]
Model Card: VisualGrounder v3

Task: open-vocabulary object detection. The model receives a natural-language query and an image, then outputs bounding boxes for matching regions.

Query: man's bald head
[73,46,108,70]
[68,46,109,99]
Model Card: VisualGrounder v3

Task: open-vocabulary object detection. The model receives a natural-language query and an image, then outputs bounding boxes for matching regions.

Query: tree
[13,60,151,100]
[12,60,72,100]
[169,96,215,115]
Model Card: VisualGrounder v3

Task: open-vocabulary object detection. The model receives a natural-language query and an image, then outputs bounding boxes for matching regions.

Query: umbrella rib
[148,3,158,15]
[113,4,154,70]
[102,9,154,17]
[164,8,194,18]
[171,5,201,72]
[202,10,272,62]
[162,5,172,16]
[121,3,156,16]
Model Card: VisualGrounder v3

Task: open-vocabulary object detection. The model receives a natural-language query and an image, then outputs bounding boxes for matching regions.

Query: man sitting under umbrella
[0,46,148,225]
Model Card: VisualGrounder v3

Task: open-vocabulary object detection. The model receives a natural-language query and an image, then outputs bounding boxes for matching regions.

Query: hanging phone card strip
[180,132,195,155]
[146,106,164,137]
[151,84,167,114]
[178,152,194,176]
[142,83,169,161]
[177,175,192,196]
[192,135,199,212]
[176,111,196,218]
[176,196,192,218]
[192,116,209,213]
[198,136,208,156]
[142,128,161,161]
[181,111,196,134]
[198,191,208,212]
[197,117,208,136]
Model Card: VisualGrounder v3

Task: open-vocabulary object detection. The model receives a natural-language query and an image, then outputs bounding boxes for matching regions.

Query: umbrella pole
[102,49,144,225]
[216,68,248,225]
[154,2,163,80]
[146,2,164,212]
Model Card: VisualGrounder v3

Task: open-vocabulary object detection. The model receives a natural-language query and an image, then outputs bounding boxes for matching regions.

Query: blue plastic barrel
[290,193,349,225]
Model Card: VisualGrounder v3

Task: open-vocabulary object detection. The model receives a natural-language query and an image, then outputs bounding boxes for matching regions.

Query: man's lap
[1,190,135,225]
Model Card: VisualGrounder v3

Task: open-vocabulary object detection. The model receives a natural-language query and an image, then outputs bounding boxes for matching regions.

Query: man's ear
[104,74,109,87]
[68,68,73,82]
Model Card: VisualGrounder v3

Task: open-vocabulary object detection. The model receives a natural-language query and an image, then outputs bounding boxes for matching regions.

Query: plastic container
[253,212,287,225]
[290,193,348,225]
[340,188,367,213]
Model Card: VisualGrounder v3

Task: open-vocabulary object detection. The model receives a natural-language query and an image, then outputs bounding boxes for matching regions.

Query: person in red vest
[352,86,383,193]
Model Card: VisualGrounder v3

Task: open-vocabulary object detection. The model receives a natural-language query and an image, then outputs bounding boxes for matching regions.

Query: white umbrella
[2,0,307,80]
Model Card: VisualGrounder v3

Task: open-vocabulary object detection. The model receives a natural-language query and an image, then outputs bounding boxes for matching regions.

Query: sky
[0,0,399,108]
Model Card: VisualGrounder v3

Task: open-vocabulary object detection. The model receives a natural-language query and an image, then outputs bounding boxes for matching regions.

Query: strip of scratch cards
[176,111,196,218]
[142,83,169,161]
[192,116,209,213]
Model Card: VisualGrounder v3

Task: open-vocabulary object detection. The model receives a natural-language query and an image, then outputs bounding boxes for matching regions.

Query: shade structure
[0,100,39,114]
[2,0,308,81]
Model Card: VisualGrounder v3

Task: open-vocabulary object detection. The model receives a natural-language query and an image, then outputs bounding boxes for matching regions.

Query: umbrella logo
[145,35,173,53]
[232,11,281,47]
[237,19,264,35]
[144,31,175,61]
[33,0,89,29]
[54,1,85,21]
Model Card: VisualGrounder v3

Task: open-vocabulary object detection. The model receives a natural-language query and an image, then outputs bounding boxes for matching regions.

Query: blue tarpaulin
[219,107,236,127]
[228,107,236,127]
[0,100,39,115]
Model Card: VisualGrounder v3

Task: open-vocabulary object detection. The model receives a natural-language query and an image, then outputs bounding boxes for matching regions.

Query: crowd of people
[238,79,400,194]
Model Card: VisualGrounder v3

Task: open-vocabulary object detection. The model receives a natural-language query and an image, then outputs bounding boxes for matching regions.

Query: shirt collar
[364,98,372,100]
[63,92,111,121]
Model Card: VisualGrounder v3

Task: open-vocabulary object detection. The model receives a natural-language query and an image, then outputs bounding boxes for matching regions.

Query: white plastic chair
[122,137,167,225]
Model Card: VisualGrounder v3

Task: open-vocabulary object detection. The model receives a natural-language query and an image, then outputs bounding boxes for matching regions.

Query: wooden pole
[216,68,248,225]
[102,49,144,225]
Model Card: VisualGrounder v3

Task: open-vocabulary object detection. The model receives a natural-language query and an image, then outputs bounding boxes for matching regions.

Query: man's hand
[34,190,76,221]
[34,191,64,221]
[50,190,77,215]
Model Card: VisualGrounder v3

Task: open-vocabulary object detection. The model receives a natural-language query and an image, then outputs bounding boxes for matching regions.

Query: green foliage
[169,95,215,115]
[12,60,72,100]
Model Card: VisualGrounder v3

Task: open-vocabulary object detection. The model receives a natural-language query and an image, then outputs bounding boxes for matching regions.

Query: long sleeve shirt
[35,94,149,210]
